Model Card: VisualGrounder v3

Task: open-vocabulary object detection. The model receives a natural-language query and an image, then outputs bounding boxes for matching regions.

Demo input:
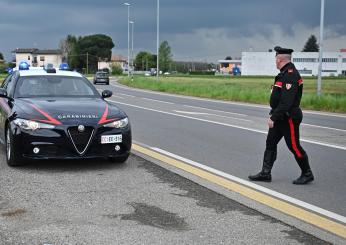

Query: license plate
[101,134,122,144]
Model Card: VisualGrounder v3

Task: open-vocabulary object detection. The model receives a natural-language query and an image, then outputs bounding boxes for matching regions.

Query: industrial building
[241,50,346,76]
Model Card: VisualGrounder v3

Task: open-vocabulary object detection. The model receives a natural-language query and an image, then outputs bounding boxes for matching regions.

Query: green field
[119,75,346,113]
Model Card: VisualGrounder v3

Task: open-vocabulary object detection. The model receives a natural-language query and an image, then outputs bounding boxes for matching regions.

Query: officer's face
[275,55,281,69]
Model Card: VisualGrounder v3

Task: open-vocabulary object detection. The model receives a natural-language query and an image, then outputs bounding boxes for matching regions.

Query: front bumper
[10,123,131,160]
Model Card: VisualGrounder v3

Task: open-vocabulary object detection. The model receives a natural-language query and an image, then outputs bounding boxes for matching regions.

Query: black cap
[274,46,293,55]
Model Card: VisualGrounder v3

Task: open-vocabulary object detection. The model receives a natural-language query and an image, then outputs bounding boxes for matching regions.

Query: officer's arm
[270,74,298,121]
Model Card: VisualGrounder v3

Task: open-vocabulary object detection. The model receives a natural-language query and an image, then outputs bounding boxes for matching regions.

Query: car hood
[14,97,126,126]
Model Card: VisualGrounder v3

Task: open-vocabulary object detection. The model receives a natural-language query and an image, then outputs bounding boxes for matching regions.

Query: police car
[0,62,131,166]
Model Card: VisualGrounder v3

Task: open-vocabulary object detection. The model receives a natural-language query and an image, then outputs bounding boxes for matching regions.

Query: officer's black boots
[293,153,314,185]
[248,150,277,182]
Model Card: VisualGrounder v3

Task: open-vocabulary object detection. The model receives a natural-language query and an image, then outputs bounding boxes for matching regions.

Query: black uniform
[267,62,305,159]
[249,46,314,185]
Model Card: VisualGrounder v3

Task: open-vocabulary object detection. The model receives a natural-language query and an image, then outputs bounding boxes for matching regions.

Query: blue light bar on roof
[59,63,69,70]
[18,61,30,70]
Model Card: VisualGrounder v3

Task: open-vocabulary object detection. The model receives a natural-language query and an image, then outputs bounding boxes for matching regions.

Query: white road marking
[141,97,174,104]
[174,111,211,115]
[302,123,346,133]
[108,99,346,151]
[150,145,346,224]
[174,110,253,122]
[118,93,135,98]
[183,104,247,117]
[110,83,346,118]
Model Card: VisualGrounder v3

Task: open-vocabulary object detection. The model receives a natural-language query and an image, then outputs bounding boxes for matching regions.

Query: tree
[302,35,319,52]
[0,52,4,60]
[59,35,77,62]
[159,41,173,72]
[60,35,79,68]
[60,34,115,73]
[134,51,156,71]
[77,34,114,73]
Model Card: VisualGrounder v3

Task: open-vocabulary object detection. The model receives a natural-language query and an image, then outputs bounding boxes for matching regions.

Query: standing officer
[248,46,314,185]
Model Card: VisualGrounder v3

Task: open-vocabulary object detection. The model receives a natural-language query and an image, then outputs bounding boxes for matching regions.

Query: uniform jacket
[270,62,303,121]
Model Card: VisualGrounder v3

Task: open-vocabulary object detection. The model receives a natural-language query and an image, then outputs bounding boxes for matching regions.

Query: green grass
[119,75,346,113]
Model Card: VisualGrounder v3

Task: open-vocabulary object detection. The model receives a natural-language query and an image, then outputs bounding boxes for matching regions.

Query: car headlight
[103,117,129,128]
[13,118,56,131]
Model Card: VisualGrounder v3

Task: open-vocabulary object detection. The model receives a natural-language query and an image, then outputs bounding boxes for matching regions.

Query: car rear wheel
[6,127,24,166]
[108,153,129,163]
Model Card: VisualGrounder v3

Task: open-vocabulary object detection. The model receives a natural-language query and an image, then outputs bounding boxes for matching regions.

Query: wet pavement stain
[116,202,189,231]
[1,208,26,217]
[134,155,329,244]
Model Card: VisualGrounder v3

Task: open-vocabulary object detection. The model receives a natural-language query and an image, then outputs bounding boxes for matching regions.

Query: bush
[0,63,8,74]
[110,63,123,75]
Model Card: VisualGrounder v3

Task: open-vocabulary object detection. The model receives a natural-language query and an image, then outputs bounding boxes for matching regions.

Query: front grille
[68,126,94,154]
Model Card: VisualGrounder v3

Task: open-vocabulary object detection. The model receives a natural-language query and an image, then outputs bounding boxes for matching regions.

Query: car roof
[15,67,83,78]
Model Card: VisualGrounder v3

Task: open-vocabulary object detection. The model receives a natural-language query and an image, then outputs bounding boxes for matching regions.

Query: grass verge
[118,75,346,113]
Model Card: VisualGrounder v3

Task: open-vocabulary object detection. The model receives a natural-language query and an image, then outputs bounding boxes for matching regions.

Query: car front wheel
[6,126,24,166]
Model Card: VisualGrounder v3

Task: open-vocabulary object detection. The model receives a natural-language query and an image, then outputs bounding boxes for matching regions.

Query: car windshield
[15,76,99,98]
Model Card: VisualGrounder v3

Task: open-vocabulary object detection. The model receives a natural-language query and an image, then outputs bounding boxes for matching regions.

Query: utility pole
[86,52,89,75]
[156,0,160,80]
[317,0,325,96]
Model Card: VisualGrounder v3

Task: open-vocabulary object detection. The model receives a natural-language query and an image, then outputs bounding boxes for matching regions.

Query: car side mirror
[0,88,8,98]
[102,90,112,98]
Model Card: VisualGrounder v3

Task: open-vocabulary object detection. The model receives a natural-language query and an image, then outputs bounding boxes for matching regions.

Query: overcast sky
[0,0,345,62]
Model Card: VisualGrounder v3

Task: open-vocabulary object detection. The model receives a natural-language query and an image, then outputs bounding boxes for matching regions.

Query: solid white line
[302,123,346,133]
[110,83,346,118]
[151,146,346,224]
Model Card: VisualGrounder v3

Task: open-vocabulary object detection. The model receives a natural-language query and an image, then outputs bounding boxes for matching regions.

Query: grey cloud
[0,0,345,61]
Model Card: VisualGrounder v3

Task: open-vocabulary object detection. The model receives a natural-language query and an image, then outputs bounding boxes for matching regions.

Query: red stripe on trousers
[288,118,302,158]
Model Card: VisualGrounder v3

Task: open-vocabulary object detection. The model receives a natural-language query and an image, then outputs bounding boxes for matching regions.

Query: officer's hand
[268,118,274,128]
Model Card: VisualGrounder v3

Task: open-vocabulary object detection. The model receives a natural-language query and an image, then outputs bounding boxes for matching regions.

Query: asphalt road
[0,150,329,244]
[102,79,346,218]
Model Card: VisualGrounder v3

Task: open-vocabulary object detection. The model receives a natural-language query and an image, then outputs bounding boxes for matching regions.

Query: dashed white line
[108,99,346,151]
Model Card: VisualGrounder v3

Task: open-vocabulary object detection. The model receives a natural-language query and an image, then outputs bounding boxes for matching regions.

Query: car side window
[3,72,18,97]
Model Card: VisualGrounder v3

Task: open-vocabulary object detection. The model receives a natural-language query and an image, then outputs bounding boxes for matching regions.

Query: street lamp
[130,21,134,74]
[317,0,325,96]
[123,2,131,77]
[156,0,159,80]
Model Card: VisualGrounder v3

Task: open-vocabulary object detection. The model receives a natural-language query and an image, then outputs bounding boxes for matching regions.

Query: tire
[5,126,24,167]
[108,153,129,163]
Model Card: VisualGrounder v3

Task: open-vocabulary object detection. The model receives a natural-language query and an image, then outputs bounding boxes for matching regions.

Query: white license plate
[101,134,122,144]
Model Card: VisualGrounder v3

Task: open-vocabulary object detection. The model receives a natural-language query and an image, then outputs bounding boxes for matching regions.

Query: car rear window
[96,72,109,78]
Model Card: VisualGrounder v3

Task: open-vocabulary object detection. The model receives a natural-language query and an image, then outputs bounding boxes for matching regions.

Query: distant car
[163,72,170,75]
[93,71,110,85]
[0,62,131,166]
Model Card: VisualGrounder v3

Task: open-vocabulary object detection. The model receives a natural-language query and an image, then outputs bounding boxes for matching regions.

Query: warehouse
[241,50,346,76]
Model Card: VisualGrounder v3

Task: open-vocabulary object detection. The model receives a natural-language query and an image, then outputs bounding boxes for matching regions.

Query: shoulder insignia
[288,69,293,74]
[286,83,292,90]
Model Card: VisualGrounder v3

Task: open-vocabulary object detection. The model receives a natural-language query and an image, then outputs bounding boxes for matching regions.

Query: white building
[98,55,127,71]
[13,48,63,68]
[241,50,346,76]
